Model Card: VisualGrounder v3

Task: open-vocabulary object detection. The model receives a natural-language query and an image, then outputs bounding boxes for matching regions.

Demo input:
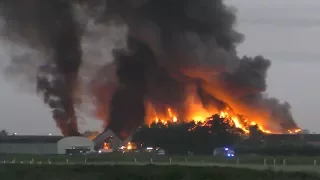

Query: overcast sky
[0,0,320,135]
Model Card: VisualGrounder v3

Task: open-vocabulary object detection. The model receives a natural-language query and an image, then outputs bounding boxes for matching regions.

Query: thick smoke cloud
[0,0,300,138]
[92,0,299,139]
[0,0,82,136]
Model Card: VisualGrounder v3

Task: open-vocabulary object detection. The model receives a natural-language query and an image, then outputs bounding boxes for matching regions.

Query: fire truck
[213,147,235,157]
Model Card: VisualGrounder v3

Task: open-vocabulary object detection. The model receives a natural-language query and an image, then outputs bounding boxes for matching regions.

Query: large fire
[90,80,301,139]
[145,88,301,135]
[146,106,301,134]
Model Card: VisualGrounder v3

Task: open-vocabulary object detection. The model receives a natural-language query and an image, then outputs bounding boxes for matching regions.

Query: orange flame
[146,105,300,134]
[144,85,301,134]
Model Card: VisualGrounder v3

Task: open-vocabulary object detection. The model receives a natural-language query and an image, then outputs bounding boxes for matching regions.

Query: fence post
[273,159,276,166]
[237,158,240,164]
[283,159,286,166]
[48,159,51,165]
[169,158,172,164]
[12,158,15,164]
[185,158,188,163]
[263,159,266,166]
[84,158,87,163]
[133,158,137,163]
[66,159,69,164]
[314,160,317,166]
[150,158,153,164]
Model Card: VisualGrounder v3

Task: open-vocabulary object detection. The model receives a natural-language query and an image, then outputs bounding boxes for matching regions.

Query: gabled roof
[93,129,118,143]
[0,135,64,144]
[93,129,121,149]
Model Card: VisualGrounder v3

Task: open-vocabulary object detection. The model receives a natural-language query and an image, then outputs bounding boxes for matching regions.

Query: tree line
[132,114,248,154]
[131,114,320,155]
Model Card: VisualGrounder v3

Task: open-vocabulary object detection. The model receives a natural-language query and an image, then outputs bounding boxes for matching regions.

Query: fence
[1,157,320,166]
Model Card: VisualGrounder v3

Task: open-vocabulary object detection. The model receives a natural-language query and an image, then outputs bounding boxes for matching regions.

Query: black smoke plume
[0,0,300,139]
[91,0,299,139]
[0,0,82,136]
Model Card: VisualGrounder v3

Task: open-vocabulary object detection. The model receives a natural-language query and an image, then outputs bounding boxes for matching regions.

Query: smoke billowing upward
[0,0,82,136]
[94,0,299,139]
[102,38,147,139]
[0,0,300,138]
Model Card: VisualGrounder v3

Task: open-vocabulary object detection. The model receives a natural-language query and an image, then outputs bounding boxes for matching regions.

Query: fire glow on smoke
[145,92,301,134]
[0,0,302,138]
[146,106,301,134]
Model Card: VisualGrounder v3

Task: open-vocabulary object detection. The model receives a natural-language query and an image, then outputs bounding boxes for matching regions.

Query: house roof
[263,134,302,141]
[93,129,118,142]
[93,129,121,149]
[262,134,320,142]
[0,135,64,144]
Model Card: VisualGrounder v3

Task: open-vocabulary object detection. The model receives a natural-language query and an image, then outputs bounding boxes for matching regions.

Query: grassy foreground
[1,164,320,180]
[3,153,320,165]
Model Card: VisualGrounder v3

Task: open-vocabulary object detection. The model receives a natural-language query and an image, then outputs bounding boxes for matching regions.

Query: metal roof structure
[262,134,320,142]
[0,135,64,144]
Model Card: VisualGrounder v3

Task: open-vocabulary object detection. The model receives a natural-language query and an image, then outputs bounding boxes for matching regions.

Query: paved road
[2,160,320,173]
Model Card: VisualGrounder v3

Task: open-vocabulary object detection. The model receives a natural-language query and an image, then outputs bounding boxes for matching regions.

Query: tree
[0,129,8,136]
[238,125,265,147]
[132,114,244,154]
[299,129,310,134]
[249,125,264,139]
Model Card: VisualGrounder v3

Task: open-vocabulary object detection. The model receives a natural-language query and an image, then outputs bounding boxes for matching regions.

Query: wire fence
[2,157,320,167]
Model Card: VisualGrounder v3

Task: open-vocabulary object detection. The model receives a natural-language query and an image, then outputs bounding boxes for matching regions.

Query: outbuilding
[93,129,124,151]
[0,135,94,155]
[57,136,94,154]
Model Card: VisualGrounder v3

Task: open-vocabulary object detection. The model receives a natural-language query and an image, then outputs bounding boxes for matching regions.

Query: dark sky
[0,0,319,134]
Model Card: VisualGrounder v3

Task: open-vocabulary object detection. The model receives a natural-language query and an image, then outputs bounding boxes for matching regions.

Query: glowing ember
[103,142,110,150]
[119,142,137,152]
[127,142,132,150]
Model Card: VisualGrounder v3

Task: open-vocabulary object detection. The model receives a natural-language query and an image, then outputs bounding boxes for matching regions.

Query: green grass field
[2,153,320,166]
[1,164,320,180]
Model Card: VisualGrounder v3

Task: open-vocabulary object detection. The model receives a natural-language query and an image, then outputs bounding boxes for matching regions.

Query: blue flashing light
[224,148,229,151]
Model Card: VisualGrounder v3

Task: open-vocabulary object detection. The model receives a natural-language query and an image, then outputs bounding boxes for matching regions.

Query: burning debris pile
[0,0,300,139]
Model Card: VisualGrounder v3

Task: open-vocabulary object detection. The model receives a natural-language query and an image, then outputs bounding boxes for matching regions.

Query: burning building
[92,129,127,151]
[0,0,301,140]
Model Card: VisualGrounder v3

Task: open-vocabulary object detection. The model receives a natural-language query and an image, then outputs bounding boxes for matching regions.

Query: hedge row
[1,164,320,180]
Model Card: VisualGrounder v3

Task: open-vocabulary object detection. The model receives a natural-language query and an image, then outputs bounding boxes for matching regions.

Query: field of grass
[1,164,320,180]
[2,153,320,166]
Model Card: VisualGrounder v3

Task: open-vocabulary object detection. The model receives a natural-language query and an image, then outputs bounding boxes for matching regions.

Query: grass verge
[1,164,320,180]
